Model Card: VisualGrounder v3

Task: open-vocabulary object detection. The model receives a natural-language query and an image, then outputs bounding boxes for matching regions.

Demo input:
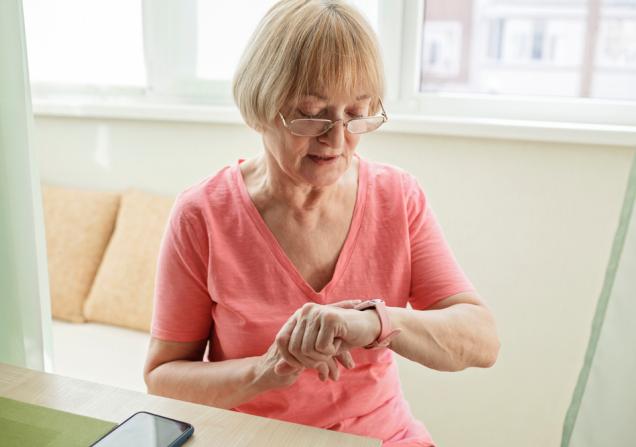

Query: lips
[307,154,339,165]
[308,154,338,160]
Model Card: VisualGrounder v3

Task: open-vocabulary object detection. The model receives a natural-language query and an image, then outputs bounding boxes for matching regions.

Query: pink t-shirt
[151,156,474,446]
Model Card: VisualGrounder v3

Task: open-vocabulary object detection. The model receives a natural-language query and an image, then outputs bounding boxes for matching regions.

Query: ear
[251,118,277,134]
[250,122,264,133]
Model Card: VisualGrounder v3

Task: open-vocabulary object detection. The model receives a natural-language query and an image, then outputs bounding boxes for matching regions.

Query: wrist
[353,299,402,349]
[359,308,382,347]
[248,355,269,394]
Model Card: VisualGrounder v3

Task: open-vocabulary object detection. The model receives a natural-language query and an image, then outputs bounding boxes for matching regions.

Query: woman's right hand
[274,300,360,382]
[252,340,305,391]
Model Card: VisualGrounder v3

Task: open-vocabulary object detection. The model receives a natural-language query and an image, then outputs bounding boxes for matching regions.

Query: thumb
[330,299,363,309]
[274,359,301,376]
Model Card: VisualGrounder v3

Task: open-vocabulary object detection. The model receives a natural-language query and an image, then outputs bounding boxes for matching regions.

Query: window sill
[32,98,636,148]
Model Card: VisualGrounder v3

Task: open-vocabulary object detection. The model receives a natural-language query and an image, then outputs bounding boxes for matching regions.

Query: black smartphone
[89,411,194,447]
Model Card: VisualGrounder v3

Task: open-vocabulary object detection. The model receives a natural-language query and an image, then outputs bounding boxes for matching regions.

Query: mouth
[307,154,339,164]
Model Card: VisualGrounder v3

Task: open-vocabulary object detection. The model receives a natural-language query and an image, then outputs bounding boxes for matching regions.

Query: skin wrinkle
[407,313,457,371]
[390,302,499,372]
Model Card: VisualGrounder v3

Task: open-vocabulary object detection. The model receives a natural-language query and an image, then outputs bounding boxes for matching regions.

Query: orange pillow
[42,185,121,322]
[83,189,175,331]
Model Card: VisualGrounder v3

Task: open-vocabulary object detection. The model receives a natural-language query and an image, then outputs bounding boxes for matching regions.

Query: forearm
[145,356,263,410]
[387,304,500,371]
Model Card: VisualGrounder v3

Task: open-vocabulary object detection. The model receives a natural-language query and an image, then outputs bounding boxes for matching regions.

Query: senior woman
[144,1,499,446]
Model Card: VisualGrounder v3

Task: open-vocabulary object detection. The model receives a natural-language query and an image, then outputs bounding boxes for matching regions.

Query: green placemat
[0,396,117,447]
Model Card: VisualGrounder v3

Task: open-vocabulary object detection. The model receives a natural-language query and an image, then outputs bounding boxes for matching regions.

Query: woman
[144,1,500,446]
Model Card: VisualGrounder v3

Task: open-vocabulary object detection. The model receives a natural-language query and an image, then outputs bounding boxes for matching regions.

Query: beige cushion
[83,189,175,332]
[42,185,121,323]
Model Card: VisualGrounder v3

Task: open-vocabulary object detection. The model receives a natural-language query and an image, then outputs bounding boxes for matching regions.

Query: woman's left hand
[275,299,381,381]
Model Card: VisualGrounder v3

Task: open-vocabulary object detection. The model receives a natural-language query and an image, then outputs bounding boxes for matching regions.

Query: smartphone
[89,411,194,447]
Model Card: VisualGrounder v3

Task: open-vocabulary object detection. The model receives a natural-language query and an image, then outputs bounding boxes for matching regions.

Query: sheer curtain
[563,152,636,446]
[0,0,53,371]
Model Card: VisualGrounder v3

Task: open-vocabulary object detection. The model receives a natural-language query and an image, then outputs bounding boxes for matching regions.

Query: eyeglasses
[279,99,388,137]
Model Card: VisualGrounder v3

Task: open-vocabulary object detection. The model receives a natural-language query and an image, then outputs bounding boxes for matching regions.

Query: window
[25,0,379,102]
[191,0,378,100]
[23,0,145,87]
[418,0,636,100]
[195,1,277,82]
[196,0,378,82]
[23,0,636,130]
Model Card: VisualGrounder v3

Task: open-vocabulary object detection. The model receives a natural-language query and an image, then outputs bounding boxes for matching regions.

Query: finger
[301,319,332,379]
[289,318,327,372]
[319,363,329,381]
[315,321,338,356]
[289,317,307,360]
[290,313,332,365]
[330,299,363,309]
[336,351,355,369]
[276,315,304,369]
[334,337,355,355]
[301,317,322,358]
[274,359,303,376]
[326,357,340,381]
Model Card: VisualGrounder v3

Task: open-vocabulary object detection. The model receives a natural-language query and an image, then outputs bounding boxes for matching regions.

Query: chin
[301,161,345,185]
[304,174,340,188]
[302,169,345,188]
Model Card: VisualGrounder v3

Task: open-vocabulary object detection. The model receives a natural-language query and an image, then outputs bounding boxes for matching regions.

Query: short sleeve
[151,197,213,342]
[404,174,475,310]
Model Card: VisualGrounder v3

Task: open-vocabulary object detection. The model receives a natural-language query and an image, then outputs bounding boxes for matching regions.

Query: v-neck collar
[234,155,368,302]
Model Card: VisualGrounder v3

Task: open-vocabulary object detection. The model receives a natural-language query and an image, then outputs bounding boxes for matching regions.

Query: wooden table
[0,363,380,446]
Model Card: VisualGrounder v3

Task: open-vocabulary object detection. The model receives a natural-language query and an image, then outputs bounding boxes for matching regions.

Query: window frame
[379,0,636,127]
[29,0,636,143]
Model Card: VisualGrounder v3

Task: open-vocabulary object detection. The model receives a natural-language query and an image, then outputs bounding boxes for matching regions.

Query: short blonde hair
[232,0,385,130]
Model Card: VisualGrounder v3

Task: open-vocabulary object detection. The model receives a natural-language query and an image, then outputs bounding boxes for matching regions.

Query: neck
[246,153,357,216]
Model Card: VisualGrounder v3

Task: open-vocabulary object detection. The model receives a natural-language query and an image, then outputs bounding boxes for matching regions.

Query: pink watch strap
[353,299,402,349]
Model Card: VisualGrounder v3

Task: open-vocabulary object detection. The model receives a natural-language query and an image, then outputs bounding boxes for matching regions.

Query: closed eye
[297,108,327,119]
[297,110,366,119]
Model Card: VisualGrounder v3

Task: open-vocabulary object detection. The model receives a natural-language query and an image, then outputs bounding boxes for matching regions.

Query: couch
[43,184,175,392]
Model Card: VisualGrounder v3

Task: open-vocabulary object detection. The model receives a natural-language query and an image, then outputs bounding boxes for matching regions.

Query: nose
[319,119,346,148]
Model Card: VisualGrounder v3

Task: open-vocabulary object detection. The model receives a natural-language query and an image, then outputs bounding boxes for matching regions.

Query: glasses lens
[289,119,331,136]
[347,116,385,134]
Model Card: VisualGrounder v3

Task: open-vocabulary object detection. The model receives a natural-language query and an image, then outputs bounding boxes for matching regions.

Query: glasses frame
[278,99,388,137]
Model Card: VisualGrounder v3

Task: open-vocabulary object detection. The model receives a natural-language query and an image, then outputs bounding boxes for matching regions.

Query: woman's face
[261,92,373,189]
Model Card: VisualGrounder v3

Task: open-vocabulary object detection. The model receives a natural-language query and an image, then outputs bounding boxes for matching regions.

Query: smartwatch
[353,299,401,349]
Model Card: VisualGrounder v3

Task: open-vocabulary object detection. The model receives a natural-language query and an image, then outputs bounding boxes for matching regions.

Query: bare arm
[277,293,500,374]
[387,292,500,372]
[143,337,303,409]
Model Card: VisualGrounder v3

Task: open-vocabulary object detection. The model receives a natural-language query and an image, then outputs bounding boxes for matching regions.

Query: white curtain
[563,153,636,446]
[0,0,53,371]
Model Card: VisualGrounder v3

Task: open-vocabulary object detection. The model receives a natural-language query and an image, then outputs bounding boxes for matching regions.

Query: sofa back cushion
[42,185,121,322]
[83,189,175,331]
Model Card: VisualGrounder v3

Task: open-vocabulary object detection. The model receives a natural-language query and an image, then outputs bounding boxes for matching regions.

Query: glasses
[279,99,388,137]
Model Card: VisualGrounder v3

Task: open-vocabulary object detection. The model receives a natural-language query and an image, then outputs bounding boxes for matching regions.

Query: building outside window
[420,0,636,100]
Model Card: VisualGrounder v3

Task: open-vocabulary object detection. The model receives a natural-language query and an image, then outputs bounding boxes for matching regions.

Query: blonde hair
[232,0,385,131]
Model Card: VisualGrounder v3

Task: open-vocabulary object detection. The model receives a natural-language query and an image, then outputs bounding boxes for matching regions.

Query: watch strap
[353,299,401,349]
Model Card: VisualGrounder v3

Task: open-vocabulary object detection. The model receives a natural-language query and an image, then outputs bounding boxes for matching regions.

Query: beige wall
[33,116,635,447]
